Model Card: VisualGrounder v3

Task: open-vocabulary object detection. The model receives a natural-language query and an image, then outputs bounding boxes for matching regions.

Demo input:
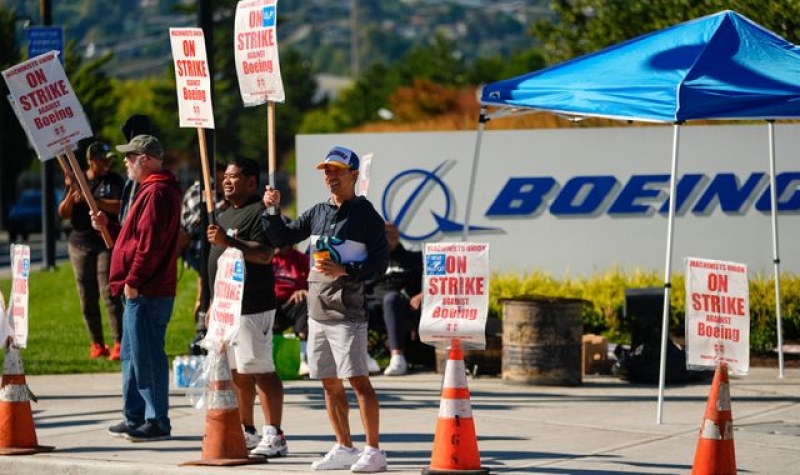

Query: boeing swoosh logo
[381,160,498,241]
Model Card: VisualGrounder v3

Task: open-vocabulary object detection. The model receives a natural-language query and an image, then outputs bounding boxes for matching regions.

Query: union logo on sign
[262,6,276,27]
[233,261,244,281]
[426,254,446,275]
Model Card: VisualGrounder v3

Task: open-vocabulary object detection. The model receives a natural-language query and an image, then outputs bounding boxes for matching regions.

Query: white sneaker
[311,444,360,470]
[250,425,288,457]
[350,446,388,473]
[367,355,381,375]
[299,360,310,377]
[383,355,408,376]
[244,429,260,450]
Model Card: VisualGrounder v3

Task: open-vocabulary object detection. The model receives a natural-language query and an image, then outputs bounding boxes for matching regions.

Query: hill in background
[5,0,550,79]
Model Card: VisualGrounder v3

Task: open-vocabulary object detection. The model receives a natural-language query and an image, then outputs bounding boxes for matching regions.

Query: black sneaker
[107,421,142,438]
[125,421,171,442]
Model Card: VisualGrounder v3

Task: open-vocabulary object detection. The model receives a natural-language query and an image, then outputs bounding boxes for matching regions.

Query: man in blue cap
[261,146,390,473]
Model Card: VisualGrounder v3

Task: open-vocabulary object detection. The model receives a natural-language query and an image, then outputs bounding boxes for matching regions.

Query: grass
[0,262,198,375]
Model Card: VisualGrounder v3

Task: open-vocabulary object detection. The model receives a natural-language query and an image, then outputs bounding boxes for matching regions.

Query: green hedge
[488,268,800,352]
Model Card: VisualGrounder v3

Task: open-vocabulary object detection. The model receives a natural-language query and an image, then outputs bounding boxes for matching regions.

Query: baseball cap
[116,134,164,159]
[315,146,360,171]
[86,141,110,160]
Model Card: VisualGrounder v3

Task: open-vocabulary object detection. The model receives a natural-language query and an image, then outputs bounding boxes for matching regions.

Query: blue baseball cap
[315,146,360,171]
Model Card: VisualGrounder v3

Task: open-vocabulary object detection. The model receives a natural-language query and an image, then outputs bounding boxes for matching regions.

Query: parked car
[6,188,65,242]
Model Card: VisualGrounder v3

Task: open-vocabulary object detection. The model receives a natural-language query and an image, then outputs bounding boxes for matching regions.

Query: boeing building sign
[297,124,800,275]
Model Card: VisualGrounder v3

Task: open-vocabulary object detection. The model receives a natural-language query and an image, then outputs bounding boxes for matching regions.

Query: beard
[126,160,143,181]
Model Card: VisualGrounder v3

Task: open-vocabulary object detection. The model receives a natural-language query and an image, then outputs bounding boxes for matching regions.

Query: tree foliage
[532,0,800,64]
[64,40,115,143]
[300,34,547,134]
[165,2,324,171]
[0,5,128,222]
[0,6,28,225]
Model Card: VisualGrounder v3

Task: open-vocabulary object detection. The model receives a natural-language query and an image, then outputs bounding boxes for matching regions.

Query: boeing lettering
[486,172,800,217]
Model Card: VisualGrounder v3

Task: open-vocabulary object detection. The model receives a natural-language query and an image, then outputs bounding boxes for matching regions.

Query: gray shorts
[226,310,276,374]
[308,318,368,379]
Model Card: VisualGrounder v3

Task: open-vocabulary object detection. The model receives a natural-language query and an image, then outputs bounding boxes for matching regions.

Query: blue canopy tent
[468,10,800,422]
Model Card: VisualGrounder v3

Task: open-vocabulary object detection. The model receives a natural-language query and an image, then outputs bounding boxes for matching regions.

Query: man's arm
[207,224,275,264]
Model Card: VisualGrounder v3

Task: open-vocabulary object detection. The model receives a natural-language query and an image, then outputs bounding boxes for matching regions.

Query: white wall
[296,124,800,276]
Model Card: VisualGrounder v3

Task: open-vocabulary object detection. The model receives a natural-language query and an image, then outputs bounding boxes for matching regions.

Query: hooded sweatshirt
[108,169,182,298]
[262,195,389,321]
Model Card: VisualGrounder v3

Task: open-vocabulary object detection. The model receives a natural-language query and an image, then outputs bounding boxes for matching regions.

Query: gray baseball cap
[116,134,164,159]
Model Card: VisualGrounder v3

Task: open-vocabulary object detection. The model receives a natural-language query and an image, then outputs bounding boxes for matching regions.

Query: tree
[64,40,115,142]
[0,6,31,227]
[533,0,800,65]
[388,79,460,123]
[397,34,470,86]
[467,49,546,85]
[188,2,323,170]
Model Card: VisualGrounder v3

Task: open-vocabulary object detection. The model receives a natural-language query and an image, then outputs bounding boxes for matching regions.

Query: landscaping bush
[489,268,800,352]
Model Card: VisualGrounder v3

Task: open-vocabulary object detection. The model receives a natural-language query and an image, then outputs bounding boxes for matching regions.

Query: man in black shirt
[206,157,286,457]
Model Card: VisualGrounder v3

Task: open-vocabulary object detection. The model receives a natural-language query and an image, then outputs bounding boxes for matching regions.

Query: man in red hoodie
[91,134,182,442]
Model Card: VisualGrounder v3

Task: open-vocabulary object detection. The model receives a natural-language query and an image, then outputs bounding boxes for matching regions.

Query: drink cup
[313,250,330,270]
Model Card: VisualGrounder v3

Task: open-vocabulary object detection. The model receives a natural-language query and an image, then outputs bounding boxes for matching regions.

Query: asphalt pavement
[1,232,799,474]
[0,366,797,474]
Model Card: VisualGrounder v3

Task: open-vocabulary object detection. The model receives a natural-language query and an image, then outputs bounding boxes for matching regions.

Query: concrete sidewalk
[0,367,797,474]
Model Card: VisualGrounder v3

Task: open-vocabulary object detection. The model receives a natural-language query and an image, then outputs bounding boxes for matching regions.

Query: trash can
[624,287,664,351]
[502,297,584,385]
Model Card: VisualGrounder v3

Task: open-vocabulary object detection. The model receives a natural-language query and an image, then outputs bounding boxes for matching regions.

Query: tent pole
[462,107,488,241]
[657,123,681,424]
[766,120,785,379]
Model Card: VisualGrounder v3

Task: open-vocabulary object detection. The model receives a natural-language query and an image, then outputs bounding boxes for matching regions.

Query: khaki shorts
[308,318,368,379]
[226,310,276,374]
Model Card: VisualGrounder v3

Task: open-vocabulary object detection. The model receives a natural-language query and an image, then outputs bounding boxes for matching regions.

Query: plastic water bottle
[175,356,193,388]
[181,356,191,387]
[187,355,199,383]
[172,357,185,388]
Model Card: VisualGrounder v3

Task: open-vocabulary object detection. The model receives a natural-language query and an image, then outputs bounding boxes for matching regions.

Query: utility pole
[40,0,56,270]
[194,0,216,345]
[350,0,359,78]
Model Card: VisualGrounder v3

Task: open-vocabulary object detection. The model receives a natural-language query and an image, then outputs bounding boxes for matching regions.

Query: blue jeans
[121,296,174,432]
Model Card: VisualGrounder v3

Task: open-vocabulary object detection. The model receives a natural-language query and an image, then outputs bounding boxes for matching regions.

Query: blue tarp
[481,10,800,122]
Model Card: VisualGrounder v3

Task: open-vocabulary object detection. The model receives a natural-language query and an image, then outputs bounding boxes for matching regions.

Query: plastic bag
[186,355,209,410]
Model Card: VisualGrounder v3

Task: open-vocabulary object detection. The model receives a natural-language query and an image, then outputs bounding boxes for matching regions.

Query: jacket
[262,195,389,321]
[109,170,182,298]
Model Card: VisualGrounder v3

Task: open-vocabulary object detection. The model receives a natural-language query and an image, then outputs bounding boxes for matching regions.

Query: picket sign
[358,153,375,197]
[685,257,750,374]
[169,27,217,221]
[419,242,490,350]
[1,245,31,348]
[204,248,246,346]
[1,52,112,247]
[234,0,285,193]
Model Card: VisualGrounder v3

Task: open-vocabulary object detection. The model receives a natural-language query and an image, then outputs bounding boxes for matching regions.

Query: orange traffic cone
[691,363,736,475]
[423,339,489,475]
[0,345,54,455]
[182,346,266,467]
